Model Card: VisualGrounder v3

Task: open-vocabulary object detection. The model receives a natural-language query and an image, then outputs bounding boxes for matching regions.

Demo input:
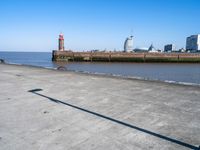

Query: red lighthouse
[58,33,64,51]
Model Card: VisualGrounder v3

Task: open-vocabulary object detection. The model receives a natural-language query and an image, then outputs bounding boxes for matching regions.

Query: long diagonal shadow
[28,88,199,150]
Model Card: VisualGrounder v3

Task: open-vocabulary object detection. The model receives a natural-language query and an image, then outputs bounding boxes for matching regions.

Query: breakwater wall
[52,50,200,63]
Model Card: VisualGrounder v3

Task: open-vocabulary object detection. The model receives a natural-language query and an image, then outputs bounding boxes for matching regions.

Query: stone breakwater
[52,50,200,62]
[0,63,200,150]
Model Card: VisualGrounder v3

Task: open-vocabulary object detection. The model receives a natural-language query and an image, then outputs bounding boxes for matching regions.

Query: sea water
[0,51,200,85]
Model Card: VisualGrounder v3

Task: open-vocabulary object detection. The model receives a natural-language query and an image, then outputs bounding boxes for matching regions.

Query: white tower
[124,36,133,52]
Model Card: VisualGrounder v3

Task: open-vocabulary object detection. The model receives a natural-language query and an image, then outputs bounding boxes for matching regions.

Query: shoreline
[1,62,200,88]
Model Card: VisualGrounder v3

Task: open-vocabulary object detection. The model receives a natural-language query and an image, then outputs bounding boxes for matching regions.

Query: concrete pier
[52,51,200,63]
[0,64,200,150]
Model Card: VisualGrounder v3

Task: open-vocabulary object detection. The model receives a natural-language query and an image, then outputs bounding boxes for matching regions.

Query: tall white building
[124,36,133,52]
[186,34,200,52]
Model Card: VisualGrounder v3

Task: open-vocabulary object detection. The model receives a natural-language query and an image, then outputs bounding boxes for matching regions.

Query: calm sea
[0,51,200,85]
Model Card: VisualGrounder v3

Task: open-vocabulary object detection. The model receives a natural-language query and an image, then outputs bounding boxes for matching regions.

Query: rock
[43,111,49,114]
[0,59,5,64]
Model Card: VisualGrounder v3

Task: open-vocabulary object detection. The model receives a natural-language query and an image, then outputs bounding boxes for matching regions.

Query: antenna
[130,29,133,36]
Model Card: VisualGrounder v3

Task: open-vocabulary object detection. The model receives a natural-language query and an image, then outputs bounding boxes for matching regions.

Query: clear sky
[0,0,199,52]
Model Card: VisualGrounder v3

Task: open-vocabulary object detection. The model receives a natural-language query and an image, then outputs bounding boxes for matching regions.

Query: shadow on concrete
[28,88,199,150]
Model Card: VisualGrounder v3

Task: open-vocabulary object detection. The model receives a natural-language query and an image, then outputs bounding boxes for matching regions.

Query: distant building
[179,48,186,53]
[133,47,148,53]
[186,34,200,52]
[58,33,65,51]
[124,36,133,52]
[164,44,176,52]
[148,44,158,53]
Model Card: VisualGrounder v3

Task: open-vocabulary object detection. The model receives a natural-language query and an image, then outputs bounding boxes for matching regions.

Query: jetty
[0,63,200,150]
[52,51,200,63]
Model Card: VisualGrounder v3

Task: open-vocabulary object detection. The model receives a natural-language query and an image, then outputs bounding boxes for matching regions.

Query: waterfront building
[133,47,148,53]
[180,48,186,53]
[58,33,65,51]
[124,36,133,52]
[148,44,158,53]
[164,44,176,52]
[186,34,200,52]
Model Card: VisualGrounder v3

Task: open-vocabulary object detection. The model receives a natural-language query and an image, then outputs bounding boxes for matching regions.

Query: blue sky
[0,0,199,52]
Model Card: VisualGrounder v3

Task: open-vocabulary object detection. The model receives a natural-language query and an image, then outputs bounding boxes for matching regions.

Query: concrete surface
[0,63,200,150]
